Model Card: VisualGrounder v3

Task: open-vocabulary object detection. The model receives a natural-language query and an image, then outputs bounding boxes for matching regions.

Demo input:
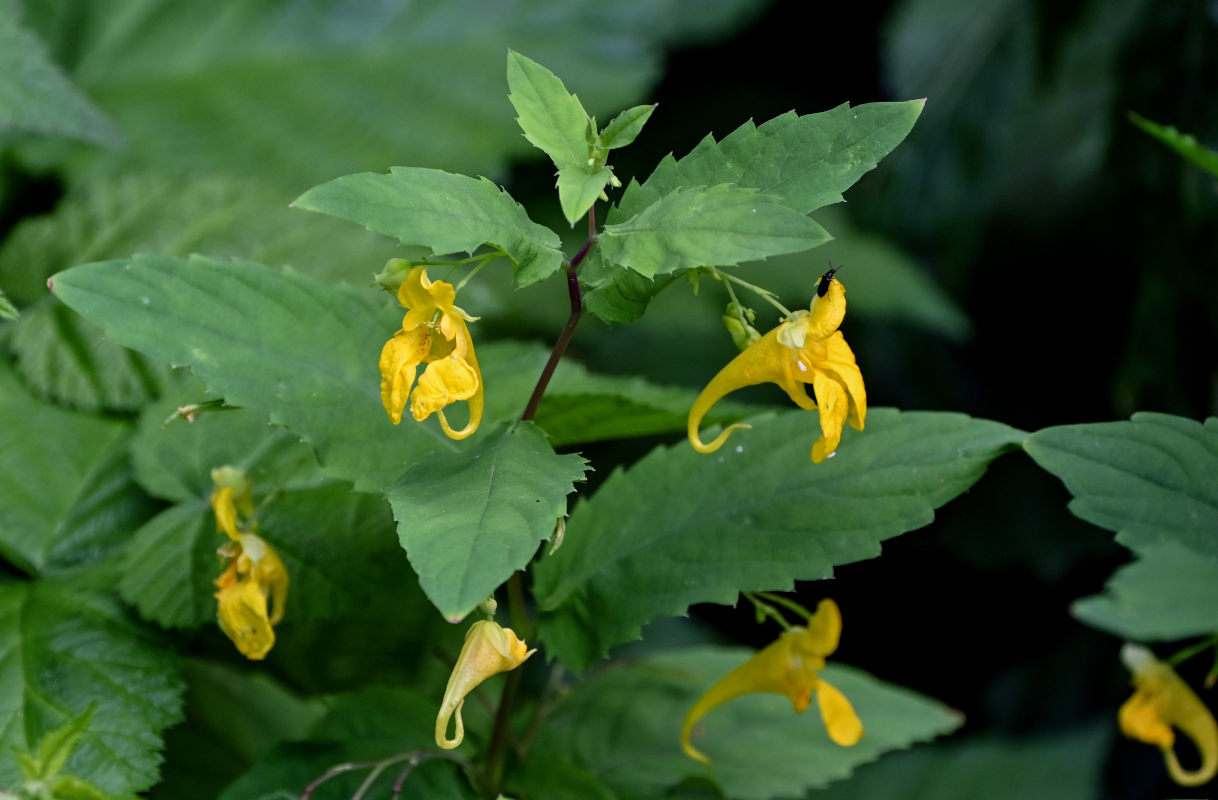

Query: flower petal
[216,579,275,660]
[816,678,863,746]
[810,370,848,463]
[379,328,429,424]
[436,621,534,749]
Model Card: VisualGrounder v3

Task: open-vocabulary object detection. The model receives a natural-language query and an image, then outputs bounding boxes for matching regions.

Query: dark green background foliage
[2,0,1217,799]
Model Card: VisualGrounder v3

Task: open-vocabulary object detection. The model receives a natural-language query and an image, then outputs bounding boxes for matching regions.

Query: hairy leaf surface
[535,409,1021,672]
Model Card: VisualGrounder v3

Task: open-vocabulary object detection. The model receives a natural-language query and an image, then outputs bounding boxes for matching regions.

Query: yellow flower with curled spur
[1119,643,1218,786]
[379,263,484,440]
[688,269,866,463]
[681,598,863,763]
[209,466,289,661]
[436,620,535,749]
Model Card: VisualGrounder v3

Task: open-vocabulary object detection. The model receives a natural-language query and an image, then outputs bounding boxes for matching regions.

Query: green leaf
[0,363,130,575]
[534,408,1022,672]
[598,185,831,278]
[507,50,591,170]
[557,164,613,227]
[1072,542,1218,641]
[584,102,924,321]
[1128,111,1218,179]
[119,504,217,630]
[808,723,1109,800]
[0,576,185,795]
[0,286,17,320]
[386,422,588,619]
[1023,414,1218,558]
[0,174,401,306]
[0,8,120,145]
[18,706,95,781]
[150,660,325,800]
[50,254,453,493]
[293,167,564,287]
[218,688,475,800]
[47,774,134,800]
[599,104,657,149]
[530,648,961,800]
[9,298,172,412]
[14,0,758,191]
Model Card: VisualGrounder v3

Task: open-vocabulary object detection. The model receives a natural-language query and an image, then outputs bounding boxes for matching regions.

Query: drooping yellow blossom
[209,467,290,660]
[436,620,535,749]
[681,598,862,764]
[1119,643,1218,786]
[688,272,866,463]
[379,265,484,440]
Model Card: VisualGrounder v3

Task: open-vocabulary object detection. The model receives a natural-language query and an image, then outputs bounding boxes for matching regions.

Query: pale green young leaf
[386,422,588,619]
[27,707,94,780]
[13,0,756,190]
[809,723,1109,800]
[1071,542,1218,641]
[1129,111,1218,179]
[50,254,453,493]
[0,577,184,795]
[293,167,563,286]
[0,363,129,575]
[530,648,961,800]
[1023,414,1218,557]
[218,688,475,800]
[0,286,17,319]
[599,103,657,149]
[506,50,591,169]
[46,774,135,800]
[557,164,613,226]
[598,185,830,278]
[534,409,1022,672]
[0,8,120,145]
[584,101,924,321]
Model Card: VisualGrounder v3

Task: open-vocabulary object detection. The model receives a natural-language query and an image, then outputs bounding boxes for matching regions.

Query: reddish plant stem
[483,209,597,799]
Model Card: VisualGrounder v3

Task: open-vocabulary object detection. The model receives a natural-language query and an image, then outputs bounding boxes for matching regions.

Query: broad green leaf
[293,167,564,287]
[0,363,130,575]
[598,185,830,278]
[1128,111,1218,179]
[599,104,657,149]
[0,174,401,305]
[0,576,184,795]
[14,0,757,191]
[0,286,17,319]
[130,389,319,505]
[809,723,1109,800]
[583,102,924,321]
[535,408,1022,672]
[9,298,172,412]
[120,504,217,630]
[149,659,325,800]
[1023,414,1218,558]
[1072,542,1218,641]
[0,8,119,144]
[386,422,588,619]
[218,688,475,800]
[529,648,961,800]
[507,50,591,170]
[557,164,613,227]
[50,254,453,493]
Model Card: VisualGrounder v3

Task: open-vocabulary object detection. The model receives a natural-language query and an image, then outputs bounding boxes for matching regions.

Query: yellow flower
[209,467,289,660]
[436,620,535,749]
[380,266,483,440]
[681,598,862,764]
[214,532,290,660]
[1119,643,1218,786]
[688,273,866,463]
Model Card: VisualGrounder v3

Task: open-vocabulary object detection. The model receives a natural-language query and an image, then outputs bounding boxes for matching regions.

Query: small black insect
[817,261,844,298]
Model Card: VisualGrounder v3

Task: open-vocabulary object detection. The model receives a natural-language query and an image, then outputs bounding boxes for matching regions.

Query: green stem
[743,592,793,631]
[1168,635,1218,667]
[754,591,814,621]
[454,253,498,292]
[713,268,794,318]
